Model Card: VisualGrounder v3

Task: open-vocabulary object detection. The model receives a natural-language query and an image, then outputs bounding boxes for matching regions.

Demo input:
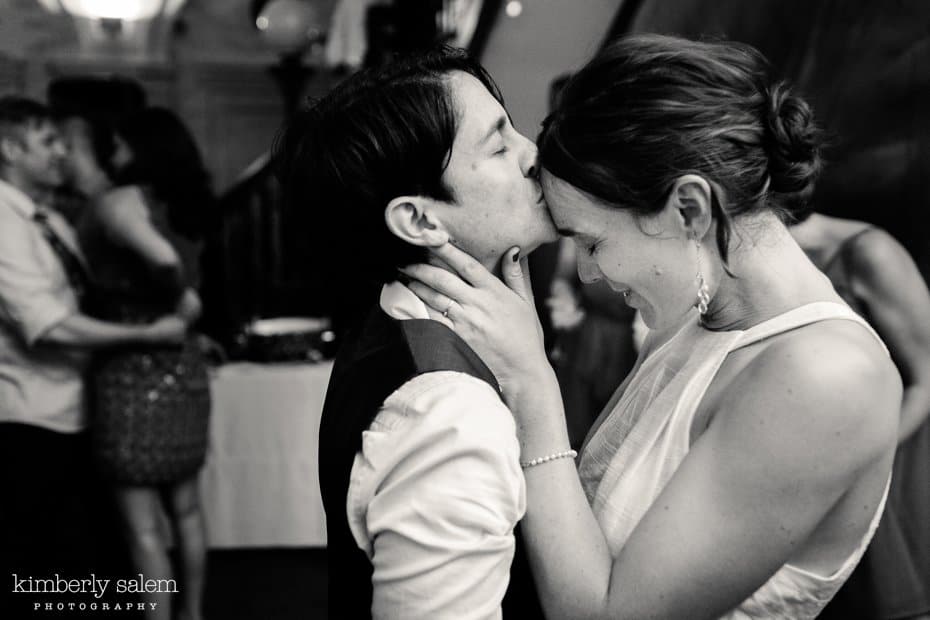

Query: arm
[0,208,178,350]
[38,313,184,349]
[512,333,899,620]
[353,374,524,619]
[846,230,930,441]
[98,191,201,327]
[96,188,185,297]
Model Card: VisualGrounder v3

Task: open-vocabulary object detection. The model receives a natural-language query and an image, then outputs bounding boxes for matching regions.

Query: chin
[529,223,561,251]
[643,306,695,332]
[519,240,542,256]
[519,235,554,256]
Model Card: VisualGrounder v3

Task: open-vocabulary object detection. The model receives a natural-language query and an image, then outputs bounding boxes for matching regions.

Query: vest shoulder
[331,308,501,394]
[398,318,499,392]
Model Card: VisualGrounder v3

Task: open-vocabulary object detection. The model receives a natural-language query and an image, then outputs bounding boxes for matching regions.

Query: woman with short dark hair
[403,34,901,619]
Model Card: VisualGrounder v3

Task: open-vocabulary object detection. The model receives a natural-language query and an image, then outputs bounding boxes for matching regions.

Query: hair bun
[764,81,823,212]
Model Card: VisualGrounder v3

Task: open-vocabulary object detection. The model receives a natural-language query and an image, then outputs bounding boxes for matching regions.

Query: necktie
[33,209,90,308]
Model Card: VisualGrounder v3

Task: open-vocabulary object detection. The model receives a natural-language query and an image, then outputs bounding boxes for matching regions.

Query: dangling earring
[695,240,710,315]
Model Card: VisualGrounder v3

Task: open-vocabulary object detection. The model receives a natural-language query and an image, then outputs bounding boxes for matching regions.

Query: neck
[427,250,503,279]
[700,212,838,331]
[0,168,46,205]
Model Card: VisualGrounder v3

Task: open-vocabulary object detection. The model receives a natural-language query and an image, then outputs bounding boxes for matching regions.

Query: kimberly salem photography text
[10,573,175,613]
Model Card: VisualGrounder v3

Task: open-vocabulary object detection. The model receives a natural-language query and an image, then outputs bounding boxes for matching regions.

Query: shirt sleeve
[348,371,526,620]
[0,209,75,346]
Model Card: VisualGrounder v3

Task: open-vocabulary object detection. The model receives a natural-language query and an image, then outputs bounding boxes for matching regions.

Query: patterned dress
[80,186,210,485]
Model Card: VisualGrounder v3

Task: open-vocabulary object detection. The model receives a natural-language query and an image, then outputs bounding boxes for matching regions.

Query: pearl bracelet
[520,449,577,469]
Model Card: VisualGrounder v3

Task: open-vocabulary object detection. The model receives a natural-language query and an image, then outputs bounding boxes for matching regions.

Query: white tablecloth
[200,361,332,548]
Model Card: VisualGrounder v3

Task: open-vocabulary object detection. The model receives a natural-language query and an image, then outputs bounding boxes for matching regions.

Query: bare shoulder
[844,227,913,279]
[96,185,148,221]
[718,320,900,474]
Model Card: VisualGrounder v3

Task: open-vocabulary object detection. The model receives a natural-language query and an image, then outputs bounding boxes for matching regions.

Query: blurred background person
[790,212,930,620]
[71,106,213,620]
[49,75,147,225]
[0,96,186,618]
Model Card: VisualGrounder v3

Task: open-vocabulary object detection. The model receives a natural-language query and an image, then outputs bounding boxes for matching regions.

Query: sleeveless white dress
[578,302,891,619]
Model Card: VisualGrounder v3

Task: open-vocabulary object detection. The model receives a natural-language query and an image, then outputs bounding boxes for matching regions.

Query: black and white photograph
[1,1,928,618]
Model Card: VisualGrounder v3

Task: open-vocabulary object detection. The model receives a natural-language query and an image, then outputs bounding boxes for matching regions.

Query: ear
[664,174,713,241]
[0,136,22,165]
[384,196,450,247]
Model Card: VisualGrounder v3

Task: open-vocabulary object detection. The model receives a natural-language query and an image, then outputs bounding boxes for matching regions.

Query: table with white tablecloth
[200,361,332,548]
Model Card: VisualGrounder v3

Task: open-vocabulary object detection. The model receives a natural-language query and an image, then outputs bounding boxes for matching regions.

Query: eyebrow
[479,115,508,146]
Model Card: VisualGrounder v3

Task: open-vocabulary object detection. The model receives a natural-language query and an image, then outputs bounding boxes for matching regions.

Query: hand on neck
[426,247,504,280]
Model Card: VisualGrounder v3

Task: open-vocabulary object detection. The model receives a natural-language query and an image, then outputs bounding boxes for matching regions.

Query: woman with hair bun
[402,34,901,618]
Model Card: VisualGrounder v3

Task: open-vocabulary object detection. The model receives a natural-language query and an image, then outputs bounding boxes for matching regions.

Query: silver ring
[442,301,453,318]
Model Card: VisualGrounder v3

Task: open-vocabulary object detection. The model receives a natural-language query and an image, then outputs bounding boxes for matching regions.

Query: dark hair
[47,76,147,176]
[0,96,52,160]
[114,107,213,240]
[273,45,503,285]
[539,34,823,264]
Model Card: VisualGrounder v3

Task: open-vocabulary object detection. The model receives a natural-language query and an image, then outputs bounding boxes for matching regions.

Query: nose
[575,245,602,284]
[518,134,539,179]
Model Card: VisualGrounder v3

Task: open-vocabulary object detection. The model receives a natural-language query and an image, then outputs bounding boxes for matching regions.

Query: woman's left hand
[401,243,551,405]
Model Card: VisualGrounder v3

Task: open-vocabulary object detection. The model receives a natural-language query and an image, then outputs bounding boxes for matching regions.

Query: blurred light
[35,0,62,13]
[257,0,324,52]
[505,0,523,18]
[58,0,186,20]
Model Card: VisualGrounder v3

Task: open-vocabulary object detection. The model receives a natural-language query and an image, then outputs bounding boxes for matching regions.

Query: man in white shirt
[0,97,186,617]
[276,48,557,618]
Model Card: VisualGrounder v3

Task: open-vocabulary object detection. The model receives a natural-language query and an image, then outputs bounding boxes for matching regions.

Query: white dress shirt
[0,179,87,432]
[346,282,526,619]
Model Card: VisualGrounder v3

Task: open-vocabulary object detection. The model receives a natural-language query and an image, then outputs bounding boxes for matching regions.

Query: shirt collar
[380,281,454,329]
[0,178,38,219]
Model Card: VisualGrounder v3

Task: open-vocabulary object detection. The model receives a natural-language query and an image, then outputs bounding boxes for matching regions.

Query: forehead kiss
[431,72,555,262]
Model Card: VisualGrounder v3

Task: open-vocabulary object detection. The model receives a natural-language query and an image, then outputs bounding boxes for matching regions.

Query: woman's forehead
[542,171,628,233]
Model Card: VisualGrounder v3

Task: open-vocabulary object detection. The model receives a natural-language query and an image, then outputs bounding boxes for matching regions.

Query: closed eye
[587,241,601,257]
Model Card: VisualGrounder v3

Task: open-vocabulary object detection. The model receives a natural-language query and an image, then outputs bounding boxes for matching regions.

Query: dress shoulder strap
[731,301,887,354]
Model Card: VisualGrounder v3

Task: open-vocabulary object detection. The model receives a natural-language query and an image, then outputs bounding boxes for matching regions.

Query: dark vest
[319,306,543,619]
